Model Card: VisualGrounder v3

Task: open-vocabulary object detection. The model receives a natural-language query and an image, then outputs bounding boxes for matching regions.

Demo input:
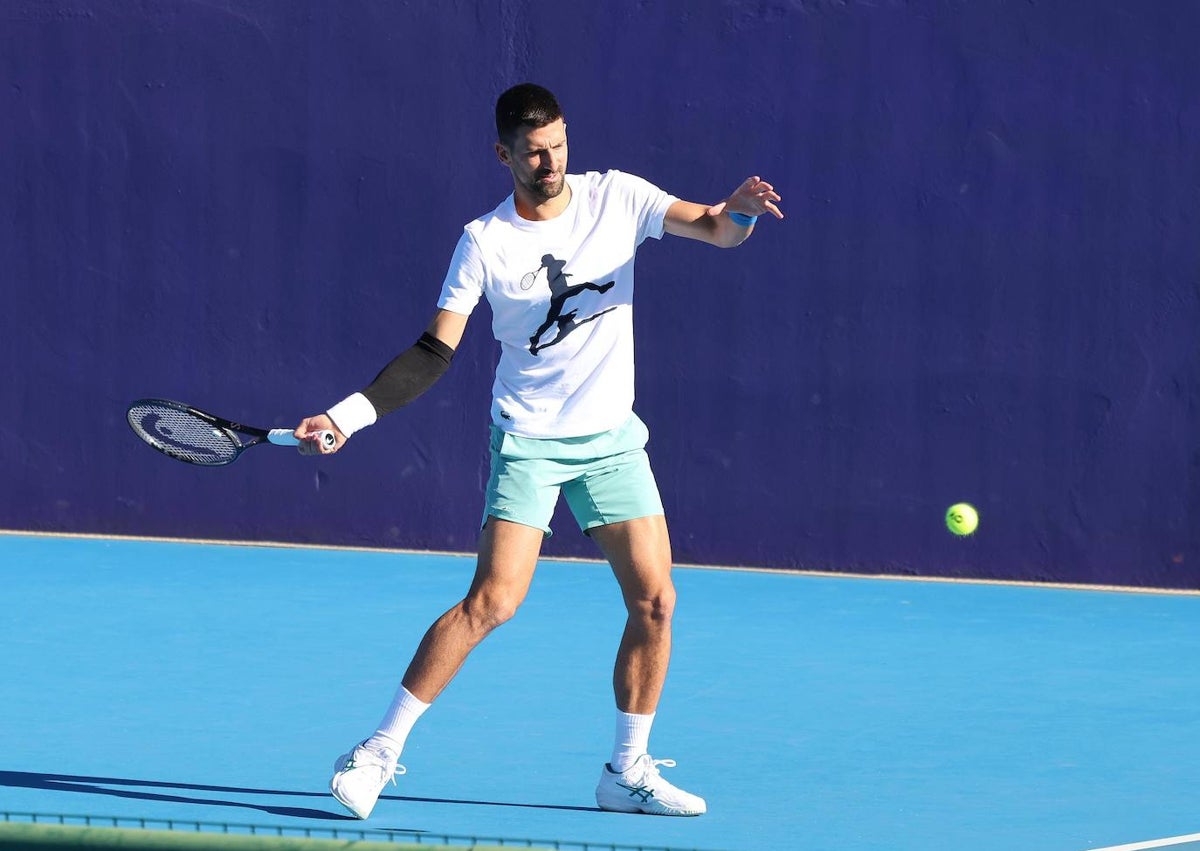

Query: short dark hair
[495,83,564,146]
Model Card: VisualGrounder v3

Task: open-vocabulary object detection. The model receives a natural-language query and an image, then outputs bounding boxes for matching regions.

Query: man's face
[498,118,568,202]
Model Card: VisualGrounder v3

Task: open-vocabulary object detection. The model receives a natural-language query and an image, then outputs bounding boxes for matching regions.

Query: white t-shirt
[437,170,677,438]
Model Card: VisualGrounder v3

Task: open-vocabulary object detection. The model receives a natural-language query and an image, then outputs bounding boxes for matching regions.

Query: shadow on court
[0,771,349,820]
[0,771,601,818]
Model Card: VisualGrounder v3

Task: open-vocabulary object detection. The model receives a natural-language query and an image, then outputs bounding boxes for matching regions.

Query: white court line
[3,528,1199,596]
[1086,833,1200,851]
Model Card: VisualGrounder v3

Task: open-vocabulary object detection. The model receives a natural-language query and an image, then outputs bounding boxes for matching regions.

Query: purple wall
[4,1,1198,588]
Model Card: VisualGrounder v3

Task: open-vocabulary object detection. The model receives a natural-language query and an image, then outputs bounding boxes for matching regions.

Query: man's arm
[424,308,469,350]
[294,308,469,453]
[663,176,783,248]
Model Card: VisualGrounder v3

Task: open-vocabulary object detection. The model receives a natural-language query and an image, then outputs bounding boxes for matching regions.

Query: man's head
[495,83,568,206]
[495,83,564,146]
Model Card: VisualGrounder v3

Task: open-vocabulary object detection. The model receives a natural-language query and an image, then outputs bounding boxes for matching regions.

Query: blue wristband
[728,212,758,227]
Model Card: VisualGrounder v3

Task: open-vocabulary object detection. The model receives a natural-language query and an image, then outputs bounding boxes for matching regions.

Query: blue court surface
[2,532,1198,851]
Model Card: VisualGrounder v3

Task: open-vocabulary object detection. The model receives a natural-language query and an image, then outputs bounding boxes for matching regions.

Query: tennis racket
[520,262,545,290]
[127,398,335,467]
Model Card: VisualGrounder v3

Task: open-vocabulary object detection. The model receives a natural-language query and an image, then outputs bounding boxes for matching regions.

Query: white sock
[610,709,655,773]
[364,685,430,757]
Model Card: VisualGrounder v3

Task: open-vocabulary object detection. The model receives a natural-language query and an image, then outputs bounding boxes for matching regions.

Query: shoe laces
[634,754,677,780]
[355,742,407,785]
[386,762,406,786]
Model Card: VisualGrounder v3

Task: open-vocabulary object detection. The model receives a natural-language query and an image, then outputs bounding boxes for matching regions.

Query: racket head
[126,399,249,466]
[520,267,542,290]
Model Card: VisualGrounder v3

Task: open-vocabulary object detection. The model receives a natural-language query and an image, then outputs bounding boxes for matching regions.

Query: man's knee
[627,580,676,624]
[462,589,523,633]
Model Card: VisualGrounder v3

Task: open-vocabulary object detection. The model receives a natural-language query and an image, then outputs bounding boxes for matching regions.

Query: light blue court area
[1,533,1198,851]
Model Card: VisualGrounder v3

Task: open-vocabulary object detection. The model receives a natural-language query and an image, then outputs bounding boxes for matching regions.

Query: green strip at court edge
[0,822,556,851]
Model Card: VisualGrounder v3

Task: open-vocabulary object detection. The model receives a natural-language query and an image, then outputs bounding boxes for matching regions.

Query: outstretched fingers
[730,176,784,219]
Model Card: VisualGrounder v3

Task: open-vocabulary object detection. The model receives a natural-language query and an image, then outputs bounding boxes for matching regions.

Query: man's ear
[495,141,511,166]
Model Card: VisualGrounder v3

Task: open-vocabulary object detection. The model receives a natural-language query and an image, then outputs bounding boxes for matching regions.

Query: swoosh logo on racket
[140,412,221,457]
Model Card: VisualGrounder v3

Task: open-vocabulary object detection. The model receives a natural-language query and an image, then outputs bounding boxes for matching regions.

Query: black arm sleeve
[361,332,455,417]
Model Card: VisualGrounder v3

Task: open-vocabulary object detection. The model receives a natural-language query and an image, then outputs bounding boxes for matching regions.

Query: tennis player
[295,83,782,819]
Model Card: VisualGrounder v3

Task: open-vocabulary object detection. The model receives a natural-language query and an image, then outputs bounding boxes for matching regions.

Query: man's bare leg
[591,514,705,815]
[402,517,544,702]
[329,518,543,819]
[591,514,675,714]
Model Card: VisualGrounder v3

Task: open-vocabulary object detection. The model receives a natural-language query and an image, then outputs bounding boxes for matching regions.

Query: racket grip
[268,429,336,449]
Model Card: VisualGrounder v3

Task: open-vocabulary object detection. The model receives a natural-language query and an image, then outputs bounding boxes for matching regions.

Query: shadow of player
[0,769,602,817]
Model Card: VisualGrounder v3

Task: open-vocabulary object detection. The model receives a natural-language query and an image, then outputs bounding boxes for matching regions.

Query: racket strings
[127,403,241,466]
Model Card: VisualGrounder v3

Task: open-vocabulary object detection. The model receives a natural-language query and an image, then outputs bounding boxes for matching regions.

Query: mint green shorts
[483,413,664,537]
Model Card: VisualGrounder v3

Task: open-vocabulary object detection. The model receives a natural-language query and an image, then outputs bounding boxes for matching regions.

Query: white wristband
[326,392,378,438]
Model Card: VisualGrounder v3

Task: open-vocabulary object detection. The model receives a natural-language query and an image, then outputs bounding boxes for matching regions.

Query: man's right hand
[294,414,346,456]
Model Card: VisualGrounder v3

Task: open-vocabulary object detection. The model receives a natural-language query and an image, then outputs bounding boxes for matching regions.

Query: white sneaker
[329,740,405,819]
[595,754,707,816]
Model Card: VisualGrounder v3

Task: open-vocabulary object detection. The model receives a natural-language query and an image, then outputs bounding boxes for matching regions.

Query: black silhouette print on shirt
[527,254,616,355]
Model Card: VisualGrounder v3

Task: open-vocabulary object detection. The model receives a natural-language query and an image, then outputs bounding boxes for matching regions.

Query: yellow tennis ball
[945,503,979,536]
